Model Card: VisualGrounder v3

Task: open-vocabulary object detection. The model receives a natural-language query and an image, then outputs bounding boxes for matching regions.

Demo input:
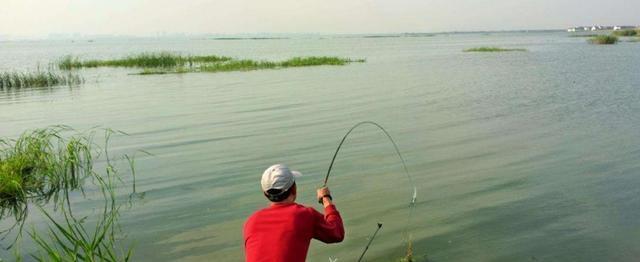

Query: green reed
[140,56,365,74]
[588,35,619,45]
[0,127,136,261]
[0,127,92,227]
[568,34,602,38]
[464,47,527,52]
[28,151,133,262]
[0,71,83,89]
[58,53,232,69]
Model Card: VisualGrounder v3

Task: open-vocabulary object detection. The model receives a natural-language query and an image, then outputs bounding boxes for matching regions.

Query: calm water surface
[1,32,639,261]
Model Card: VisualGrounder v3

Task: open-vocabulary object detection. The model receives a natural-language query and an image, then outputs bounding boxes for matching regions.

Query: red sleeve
[312,204,345,243]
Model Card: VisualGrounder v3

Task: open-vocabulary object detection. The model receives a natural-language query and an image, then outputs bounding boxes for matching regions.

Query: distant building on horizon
[613,25,637,30]
[567,25,637,32]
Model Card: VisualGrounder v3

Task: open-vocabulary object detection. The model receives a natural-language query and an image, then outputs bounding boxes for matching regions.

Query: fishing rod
[322,121,418,259]
[357,223,383,262]
[322,121,417,205]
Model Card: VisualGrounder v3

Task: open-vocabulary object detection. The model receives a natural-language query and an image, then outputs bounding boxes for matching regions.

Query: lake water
[1,32,639,261]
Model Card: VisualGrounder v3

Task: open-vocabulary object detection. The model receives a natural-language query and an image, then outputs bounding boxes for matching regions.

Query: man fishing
[243,164,345,262]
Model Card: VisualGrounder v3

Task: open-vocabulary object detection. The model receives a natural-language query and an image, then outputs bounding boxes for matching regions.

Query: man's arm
[312,187,345,243]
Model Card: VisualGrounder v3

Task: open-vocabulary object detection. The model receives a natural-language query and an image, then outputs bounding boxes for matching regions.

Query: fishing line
[322,121,418,255]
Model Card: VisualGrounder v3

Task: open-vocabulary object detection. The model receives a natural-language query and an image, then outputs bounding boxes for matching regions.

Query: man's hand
[317,187,333,207]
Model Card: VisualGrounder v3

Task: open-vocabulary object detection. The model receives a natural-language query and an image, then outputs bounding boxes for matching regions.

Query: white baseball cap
[261,164,302,192]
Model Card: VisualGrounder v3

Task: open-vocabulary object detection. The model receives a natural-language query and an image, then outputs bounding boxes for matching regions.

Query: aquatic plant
[209,37,288,40]
[136,67,190,75]
[58,53,232,69]
[133,56,365,74]
[612,29,637,36]
[199,59,278,72]
[588,35,619,45]
[0,127,137,261]
[464,47,527,52]
[200,56,360,72]
[363,35,401,38]
[280,56,364,66]
[28,153,133,262]
[0,127,93,228]
[568,34,602,38]
[0,71,83,89]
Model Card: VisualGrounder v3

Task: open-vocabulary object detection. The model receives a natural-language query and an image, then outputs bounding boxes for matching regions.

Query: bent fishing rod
[322,121,417,206]
[321,121,418,260]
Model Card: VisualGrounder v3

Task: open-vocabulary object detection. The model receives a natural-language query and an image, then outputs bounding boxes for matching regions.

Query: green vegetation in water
[0,71,83,89]
[588,35,619,45]
[612,29,638,36]
[568,34,603,38]
[0,127,137,260]
[402,33,435,37]
[132,56,366,75]
[58,52,232,69]
[58,52,365,76]
[27,156,133,262]
[0,127,91,225]
[209,37,288,40]
[463,47,527,52]
[363,35,402,38]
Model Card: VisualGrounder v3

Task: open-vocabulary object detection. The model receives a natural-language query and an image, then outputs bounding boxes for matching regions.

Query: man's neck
[270,196,296,205]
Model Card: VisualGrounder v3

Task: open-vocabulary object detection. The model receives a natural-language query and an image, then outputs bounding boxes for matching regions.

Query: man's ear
[291,184,297,195]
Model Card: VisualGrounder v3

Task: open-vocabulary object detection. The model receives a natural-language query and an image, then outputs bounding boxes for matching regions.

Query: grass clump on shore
[0,71,83,89]
[59,53,232,69]
[612,29,638,36]
[588,35,619,45]
[464,47,527,52]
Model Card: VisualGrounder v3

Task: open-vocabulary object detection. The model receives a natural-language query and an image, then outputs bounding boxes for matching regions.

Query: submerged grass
[588,35,619,45]
[464,47,527,52]
[0,71,83,89]
[59,53,232,69]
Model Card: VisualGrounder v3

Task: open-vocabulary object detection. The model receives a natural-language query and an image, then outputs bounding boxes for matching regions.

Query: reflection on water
[1,32,640,261]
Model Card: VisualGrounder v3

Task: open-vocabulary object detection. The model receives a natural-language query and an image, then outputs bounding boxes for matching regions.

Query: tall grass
[59,53,232,69]
[464,47,527,52]
[28,151,133,262]
[0,71,83,89]
[0,127,92,228]
[588,35,619,45]
[0,127,136,260]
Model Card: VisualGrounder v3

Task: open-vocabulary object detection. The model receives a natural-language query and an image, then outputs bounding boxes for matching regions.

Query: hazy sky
[2,0,639,37]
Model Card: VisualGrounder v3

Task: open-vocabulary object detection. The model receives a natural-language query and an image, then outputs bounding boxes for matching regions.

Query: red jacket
[243,203,344,262]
